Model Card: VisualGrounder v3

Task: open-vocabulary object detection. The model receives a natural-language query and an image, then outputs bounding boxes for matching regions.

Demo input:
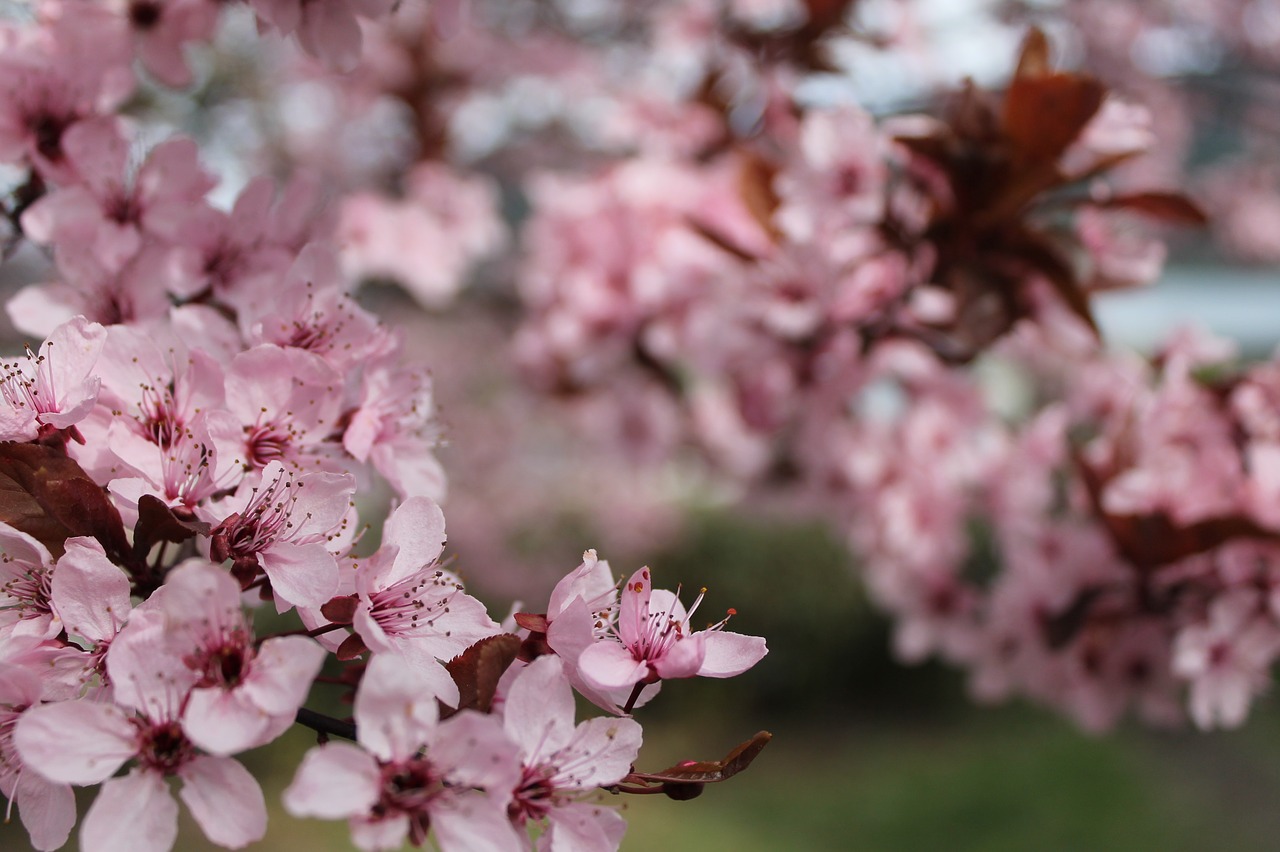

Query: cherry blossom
[577,566,767,700]
[0,316,106,443]
[503,655,641,850]
[283,653,521,852]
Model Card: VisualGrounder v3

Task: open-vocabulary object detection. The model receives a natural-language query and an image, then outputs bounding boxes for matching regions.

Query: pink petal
[427,711,520,794]
[651,633,705,680]
[80,771,177,852]
[381,497,447,585]
[553,716,642,790]
[14,772,76,852]
[241,634,326,714]
[51,536,131,642]
[182,688,276,756]
[261,541,340,610]
[430,793,523,852]
[696,631,768,678]
[15,700,137,785]
[616,567,652,646]
[543,801,627,852]
[547,550,616,620]
[61,117,129,201]
[178,755,268,848]
[503,655,576,759]
[350,814,411,851]
[578,641,649,691]
[298,0,362,72]
[283,742,381,819]
[353,653,439,763]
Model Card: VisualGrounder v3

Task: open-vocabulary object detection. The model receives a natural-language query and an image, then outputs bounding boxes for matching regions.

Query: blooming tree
[2,0,1279,848]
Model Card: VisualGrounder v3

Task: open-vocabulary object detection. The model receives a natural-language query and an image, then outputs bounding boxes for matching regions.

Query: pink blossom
[112,0,219,88]
[14,611,267,851]
[151,560,326,754]
[221,344,344,473]
[0,7,134,181]
[249,0,397,72]
[339,164,506,308]
[21,118,216,275]
[0,523,58,641]
[351,498,500,681]
[208,461,356,610]
[0,316,106,443]
[0,653,75,851]
[503,655,641,850]
[1173,590,1280,729]
[49,537,133,689]
[342,350,447,502]
[284,653,521,852]
[577,567,767,697]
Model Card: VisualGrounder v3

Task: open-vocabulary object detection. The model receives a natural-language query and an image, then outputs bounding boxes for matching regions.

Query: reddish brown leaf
[737,152,781,242]
[632,731,773,785]
[0,442,129,560]
[321,594,359,625]
[336,632,369,661]
[442,633,521,717]
[1003,73,1105,167]
[512,612,549,633]
[1014,27,1051,79]
[1096,192,1209,226]
[133,494,209,560]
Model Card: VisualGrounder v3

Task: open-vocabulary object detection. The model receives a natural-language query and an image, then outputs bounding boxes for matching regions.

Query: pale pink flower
[0,652,75,851]
[339,164,506,308]
[207,461,356,610]
[0,8,134,181]
[352,498,500,682]
[0,524,58,641]
[774,104,886,260]
[503,655,640,850]
[249,0,397,72]
[537,550,659,715]
[221,344,344,473]
[1173,590,1280,729]
[577,567,767,697]
[238,243,386,372]
[111,0,219,88]
[156,560,326,754]
[49,536,133,688]
[283,653,521,852]
[0,316,106,443]
[14,611,267,851]
[21,118,216,275]
[342,350,447,502]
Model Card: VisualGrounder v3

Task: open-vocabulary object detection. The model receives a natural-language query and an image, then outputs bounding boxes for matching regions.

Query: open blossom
[249,0,396,72]
[207,460,357,609]
[48,536,133,689]
[0,523,58,641]
[0,316,106,443]
[284,653,520,852]
[156,560,327,754]
[14,610,268,852]
[20,117,216,275]
[351,498,500,682]
[503,655,641,851]
[1173,590,1280,729]
[577,566,767,695]
[0,642,76,851]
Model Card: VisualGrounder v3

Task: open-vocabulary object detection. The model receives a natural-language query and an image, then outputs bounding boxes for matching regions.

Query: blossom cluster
[0,3,769,851]
[259,1,1280,733]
